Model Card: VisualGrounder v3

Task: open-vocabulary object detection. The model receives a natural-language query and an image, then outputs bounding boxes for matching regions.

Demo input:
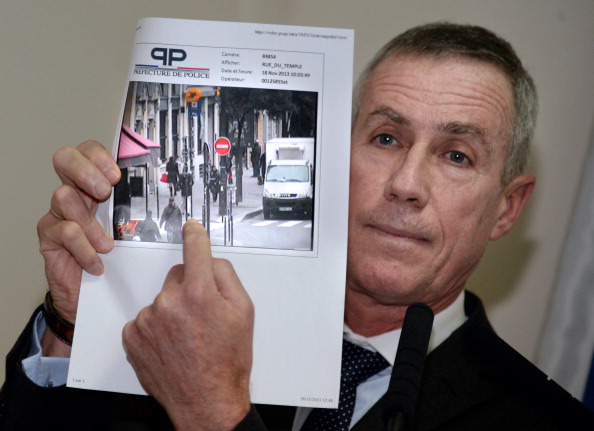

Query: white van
[262,138,314,219]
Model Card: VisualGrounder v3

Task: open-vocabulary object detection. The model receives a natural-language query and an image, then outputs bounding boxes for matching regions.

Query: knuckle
[77,139,102,150]
[53,147,82,176]
[36,212,53,237]
[78,141,113,168]
[53,146,75,166]
[164,264,184,287]
[54,143,109,189]
[122,321,133,342]
[243,297,255,319]
[184,284,206,304]
[152,292,168,313]
[151,291,177,321]
[132,307,152,336]
[170,263,185,274]
[213,257,233,270]
[52,184,75,206]
[77,163,101,184]
[58,220,83,243]
[122,322,140,355]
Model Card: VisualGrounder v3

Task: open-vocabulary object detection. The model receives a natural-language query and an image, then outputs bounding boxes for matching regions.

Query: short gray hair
[353,23,538,184]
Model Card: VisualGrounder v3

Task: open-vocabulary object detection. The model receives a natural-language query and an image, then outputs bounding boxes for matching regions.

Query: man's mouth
[366,220,433,246]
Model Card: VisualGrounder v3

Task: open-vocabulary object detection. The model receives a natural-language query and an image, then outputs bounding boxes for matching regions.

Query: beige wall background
[1,0,593,390]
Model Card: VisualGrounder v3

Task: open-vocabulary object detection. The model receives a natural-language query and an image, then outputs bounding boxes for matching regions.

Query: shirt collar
[343,291,467,366]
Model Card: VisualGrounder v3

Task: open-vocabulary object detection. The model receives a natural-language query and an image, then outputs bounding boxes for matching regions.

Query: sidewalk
[129,164,263,226]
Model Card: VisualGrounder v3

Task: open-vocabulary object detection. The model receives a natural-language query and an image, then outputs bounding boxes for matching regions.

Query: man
[2,23,594,431]
[160,197,183,243]
[179,167,194,217]
[210,166,221,202]
[135,210,161,242]
[251,143,261,177]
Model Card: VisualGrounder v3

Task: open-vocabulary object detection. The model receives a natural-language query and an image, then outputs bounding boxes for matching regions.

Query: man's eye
[447,151,469,164]
[374,134,396,146]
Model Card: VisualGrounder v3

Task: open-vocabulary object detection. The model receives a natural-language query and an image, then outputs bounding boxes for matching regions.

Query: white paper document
[68,18,354,408]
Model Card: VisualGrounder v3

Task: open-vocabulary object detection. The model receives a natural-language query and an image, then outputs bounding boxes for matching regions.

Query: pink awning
[117,125,160,168]
[122,124,160,149]
[118,132,150,159]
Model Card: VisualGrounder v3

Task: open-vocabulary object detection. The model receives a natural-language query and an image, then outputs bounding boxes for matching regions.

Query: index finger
[53,141,121,202]
[181,219,217,290]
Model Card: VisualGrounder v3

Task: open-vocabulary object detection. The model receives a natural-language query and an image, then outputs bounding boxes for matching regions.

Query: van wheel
[263,209,271,220]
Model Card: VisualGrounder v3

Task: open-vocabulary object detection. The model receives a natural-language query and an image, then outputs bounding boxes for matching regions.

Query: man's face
[347,54,523,311]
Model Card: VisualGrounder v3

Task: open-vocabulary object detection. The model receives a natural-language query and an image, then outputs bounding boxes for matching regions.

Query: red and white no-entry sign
[214,137,231,156]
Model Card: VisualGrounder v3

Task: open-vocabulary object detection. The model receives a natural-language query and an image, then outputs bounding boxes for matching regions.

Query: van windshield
[266,165,309,182]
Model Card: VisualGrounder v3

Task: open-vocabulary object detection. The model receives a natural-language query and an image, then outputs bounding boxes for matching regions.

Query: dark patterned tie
[301,339,390,431]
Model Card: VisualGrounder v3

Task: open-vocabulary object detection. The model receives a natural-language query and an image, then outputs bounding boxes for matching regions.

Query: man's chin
[346,271,431,306]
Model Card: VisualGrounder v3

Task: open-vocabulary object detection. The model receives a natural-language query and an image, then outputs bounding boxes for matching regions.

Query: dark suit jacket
[2,292,593,430]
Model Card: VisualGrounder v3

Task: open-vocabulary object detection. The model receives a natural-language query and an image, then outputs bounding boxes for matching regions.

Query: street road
[209,213,313,250]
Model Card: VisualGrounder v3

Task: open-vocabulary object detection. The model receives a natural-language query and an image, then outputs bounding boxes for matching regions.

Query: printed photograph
[112,81,318,251]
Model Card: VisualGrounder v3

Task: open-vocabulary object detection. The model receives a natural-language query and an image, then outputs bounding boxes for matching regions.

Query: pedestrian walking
[250,143,261,177]
[159,197,182,243]
[165,156,180,196]
[209,167,220,202]
[259,152,266,184]
[179,167,194,217]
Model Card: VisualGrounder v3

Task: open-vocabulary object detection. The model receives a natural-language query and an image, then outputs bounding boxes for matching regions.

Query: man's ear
[490,173,536,241]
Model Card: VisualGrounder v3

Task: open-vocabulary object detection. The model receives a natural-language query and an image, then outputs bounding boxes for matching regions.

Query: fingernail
[88,260,104,276]
[97,234,114,252]
[107,167,121,184]
[94,180,112,198]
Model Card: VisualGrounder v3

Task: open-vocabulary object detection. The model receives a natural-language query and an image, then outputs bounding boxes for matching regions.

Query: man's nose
[384,147,430,207]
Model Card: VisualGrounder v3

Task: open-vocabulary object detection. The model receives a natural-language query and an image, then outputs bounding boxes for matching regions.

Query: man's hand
[122,220,254,431]
[37,141,120,355]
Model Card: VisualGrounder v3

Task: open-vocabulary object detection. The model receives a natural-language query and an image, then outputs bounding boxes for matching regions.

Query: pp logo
[151,48,187,66]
